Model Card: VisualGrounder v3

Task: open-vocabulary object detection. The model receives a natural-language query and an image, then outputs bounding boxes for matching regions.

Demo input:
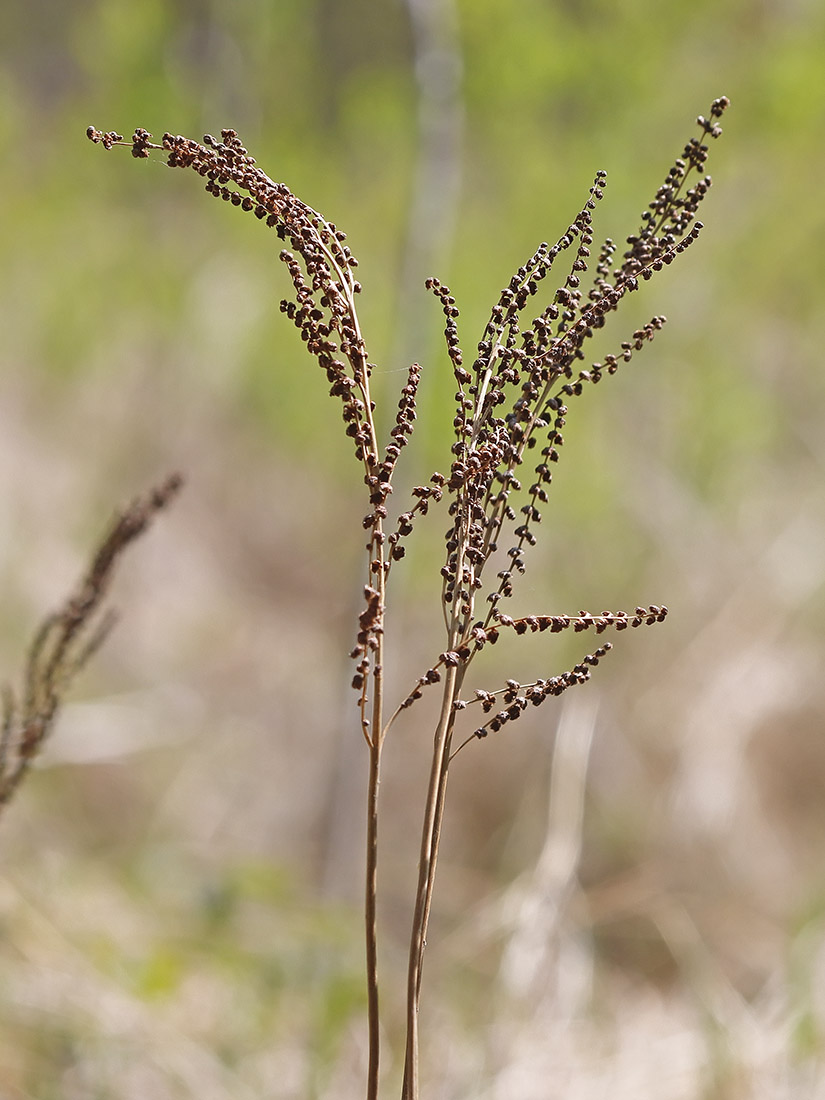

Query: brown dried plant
[88,97,728,1099]
[0,475,182,813]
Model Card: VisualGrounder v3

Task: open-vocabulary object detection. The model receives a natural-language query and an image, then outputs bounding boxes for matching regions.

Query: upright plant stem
[365,558,386,1100]
[402,662,463,1100]
[365,740,382,1100]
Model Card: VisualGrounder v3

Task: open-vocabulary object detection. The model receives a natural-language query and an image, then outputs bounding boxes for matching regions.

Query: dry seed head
[88,99,726,725]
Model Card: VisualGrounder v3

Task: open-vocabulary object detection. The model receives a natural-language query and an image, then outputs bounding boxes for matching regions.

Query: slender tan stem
[344,225,387,1098]
[365,546,386,1100]
[365,737,382,1100]
[402,662,462,1100]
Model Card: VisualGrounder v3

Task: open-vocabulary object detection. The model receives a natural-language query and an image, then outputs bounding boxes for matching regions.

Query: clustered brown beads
[397,607,667,722]
[419,102,728,653]
[89,126,376,481]
[471,606,668,646]
[461,641,613,741]
[412,101,723,741]
[619,95,729,283]
[88,123,413,708]
[89,98,727,743]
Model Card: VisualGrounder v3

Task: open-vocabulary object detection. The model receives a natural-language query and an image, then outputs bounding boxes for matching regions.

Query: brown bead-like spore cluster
[88,98,727,748]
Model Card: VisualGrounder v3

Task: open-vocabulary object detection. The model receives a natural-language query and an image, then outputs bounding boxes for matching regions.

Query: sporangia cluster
[87,97,727,752]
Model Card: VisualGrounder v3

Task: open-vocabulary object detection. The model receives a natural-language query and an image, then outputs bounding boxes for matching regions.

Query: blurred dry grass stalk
[83,98,728,1098]
[0,475,181,814]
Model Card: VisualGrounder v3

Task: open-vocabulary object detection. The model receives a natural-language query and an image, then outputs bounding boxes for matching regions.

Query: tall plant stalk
[88,97,728,1097]
[402,663,462,1099]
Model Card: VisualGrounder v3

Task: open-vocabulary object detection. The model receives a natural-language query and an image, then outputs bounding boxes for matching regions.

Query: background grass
[2,0,825,1096]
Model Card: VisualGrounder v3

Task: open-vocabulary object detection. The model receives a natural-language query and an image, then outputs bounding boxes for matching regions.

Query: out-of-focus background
[1,1,824,1097]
